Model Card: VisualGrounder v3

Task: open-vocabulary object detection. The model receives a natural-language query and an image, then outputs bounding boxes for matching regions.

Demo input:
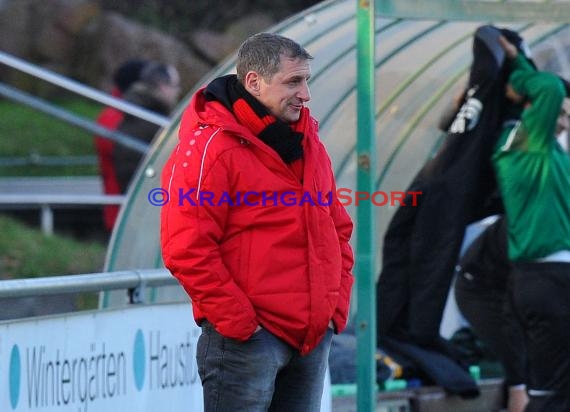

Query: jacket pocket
[236,230,252,291]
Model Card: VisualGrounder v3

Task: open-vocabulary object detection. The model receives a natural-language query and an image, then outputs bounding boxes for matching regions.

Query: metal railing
[0,51,170,127]
[0,268,176,304]
[0,83,150,154]
[0,154,97,167]
[0,51,171,234]
[0,50,174,155]
[0,193,125,235]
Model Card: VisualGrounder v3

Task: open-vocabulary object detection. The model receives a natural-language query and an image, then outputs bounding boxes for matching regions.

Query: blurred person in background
[94,59,148,232]
[493,35,570,411]
[113,62,180,194]
[454,216,528,412]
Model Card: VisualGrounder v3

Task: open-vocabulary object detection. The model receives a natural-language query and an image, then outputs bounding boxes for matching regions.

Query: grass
[0,97,108,311]
[0,215,106,310]
[0,216,105,278]
[0,98,103,176]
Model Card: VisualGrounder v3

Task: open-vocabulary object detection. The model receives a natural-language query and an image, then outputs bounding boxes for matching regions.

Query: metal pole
[40,204,54,236]
[356,0,377,410]
[0,51,170,127]
[375,0,570,22]
[0,194,125,205]
[0,269,176,298]
[0,83,149,154]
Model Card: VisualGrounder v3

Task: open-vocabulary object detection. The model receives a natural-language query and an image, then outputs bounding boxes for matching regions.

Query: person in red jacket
[94,59,148,232]
[160,33,354,411]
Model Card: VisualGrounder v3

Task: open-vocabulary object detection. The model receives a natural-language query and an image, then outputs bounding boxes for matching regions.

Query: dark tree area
[97,0,323,37]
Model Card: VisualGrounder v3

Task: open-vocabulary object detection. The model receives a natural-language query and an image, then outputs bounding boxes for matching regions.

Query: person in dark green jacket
[493,36,570,412]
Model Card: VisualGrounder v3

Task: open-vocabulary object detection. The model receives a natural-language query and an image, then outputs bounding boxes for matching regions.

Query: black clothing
[511,262,570,412]
[381,335,479,398]
[454,217,526,386]
[377,26,524,347]
[457,217,509,289]
[113,86,171,193]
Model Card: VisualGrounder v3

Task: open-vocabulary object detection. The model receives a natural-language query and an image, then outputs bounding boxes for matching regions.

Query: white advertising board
[0,302,331,412]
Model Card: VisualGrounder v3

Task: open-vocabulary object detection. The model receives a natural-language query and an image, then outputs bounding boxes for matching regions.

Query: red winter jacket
[160,88,354,354]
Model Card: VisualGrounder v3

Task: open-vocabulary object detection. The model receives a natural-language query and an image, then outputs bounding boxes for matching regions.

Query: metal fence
[0,268,175,304]
[0,175,125,235]
[0,50,173,158]
[0,51,173,234]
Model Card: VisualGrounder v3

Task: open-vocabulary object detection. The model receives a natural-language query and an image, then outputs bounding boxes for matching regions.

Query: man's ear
[244,71,261,96]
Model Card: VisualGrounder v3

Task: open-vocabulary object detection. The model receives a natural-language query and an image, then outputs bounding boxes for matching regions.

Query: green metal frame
[376,0,570,22]
[356,1,568,410]
[356,0,377,410]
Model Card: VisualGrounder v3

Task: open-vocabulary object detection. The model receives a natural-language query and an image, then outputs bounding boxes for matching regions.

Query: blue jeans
[196,321,333,412]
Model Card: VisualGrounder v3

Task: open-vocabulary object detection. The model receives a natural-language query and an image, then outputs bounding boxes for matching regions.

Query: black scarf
[204,74,303,163]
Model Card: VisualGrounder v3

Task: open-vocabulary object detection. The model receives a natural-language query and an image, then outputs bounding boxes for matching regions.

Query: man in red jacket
[161,33,354,411]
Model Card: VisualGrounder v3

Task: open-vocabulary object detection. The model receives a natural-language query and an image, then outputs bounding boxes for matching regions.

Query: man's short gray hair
[236,33,313,84]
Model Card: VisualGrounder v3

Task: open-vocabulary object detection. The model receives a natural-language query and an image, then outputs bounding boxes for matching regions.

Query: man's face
[256,56,311,123]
